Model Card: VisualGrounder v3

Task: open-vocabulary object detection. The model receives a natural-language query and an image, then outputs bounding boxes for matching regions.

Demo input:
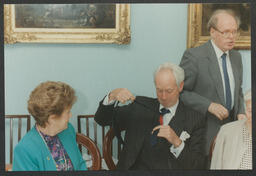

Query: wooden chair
[77,115,106,153]
[5,114,31,171]
[76,133,101,170]
[103,128,124,170]
[78,115,124,170]
[77,114,107,157]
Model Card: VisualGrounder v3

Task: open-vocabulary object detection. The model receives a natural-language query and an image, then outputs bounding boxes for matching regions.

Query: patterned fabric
[40,131,74,171]
[239,126,252,169]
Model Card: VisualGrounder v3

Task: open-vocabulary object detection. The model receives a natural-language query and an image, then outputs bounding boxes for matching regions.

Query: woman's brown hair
[27,81,77,127]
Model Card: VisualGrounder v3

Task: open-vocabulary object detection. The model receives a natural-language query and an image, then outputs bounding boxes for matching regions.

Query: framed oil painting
[187,3,250,49]
[4,4,130,44]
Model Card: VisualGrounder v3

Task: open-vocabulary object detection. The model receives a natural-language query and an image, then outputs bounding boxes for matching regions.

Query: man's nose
[228,32,236,39]
[161,91,167,99]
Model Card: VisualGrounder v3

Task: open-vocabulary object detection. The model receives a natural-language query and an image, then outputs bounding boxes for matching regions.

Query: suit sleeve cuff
[170,140,185,158]
[103,93,115,105]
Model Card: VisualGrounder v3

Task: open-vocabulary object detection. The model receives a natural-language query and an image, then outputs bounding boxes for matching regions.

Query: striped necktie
[221,53,232,111]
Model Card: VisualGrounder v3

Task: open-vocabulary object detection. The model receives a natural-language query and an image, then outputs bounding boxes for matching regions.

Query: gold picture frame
[4,4,130,44]
[187,3,251,49]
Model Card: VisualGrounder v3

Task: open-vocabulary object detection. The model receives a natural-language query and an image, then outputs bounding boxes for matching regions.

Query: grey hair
[207,9,241,31]
[244,89,251,102]
[154,62,184,88]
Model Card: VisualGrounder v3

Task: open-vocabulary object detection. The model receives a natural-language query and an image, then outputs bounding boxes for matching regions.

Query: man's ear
[179,81,184,92]
[210,27,215,38]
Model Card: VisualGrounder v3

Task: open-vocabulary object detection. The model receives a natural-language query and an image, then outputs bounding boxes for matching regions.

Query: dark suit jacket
[179,40,245,153]
[95,96,206,170]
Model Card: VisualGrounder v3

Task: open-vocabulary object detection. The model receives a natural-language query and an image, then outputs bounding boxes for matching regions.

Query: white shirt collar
[159,100,179,116]
[211,39,229,59]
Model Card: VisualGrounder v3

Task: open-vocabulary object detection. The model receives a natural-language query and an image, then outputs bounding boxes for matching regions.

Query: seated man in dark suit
[95,62,206,170]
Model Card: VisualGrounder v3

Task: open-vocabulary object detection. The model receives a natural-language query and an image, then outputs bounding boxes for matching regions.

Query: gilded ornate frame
[4,4,130,44]
[187,4,250,49]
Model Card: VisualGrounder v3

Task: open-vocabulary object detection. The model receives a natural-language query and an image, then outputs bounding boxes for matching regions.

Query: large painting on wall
[14,4,116,28]
[4,4,130,44]
[187,3,250,49]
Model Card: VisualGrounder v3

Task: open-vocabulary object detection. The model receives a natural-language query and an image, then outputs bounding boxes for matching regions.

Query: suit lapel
[151,100,161,128]
[168,101,186,137]
[207,41,225,105]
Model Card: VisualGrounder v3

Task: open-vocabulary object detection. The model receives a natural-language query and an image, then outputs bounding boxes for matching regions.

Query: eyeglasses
[213,27,240,38]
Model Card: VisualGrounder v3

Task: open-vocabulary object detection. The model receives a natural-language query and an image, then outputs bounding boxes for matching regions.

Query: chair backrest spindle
[86,118,89,137]
[18,119,22,141]
[93,121,97,145]
[9,119,13,164]
[5,115,31,167]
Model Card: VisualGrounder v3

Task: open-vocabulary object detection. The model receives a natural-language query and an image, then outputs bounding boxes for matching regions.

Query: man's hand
[208,103,229,120]
[109,88,135,104]
[152,125,182,148]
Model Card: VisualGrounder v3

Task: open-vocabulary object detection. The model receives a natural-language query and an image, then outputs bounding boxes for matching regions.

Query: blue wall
[4,4,251,163]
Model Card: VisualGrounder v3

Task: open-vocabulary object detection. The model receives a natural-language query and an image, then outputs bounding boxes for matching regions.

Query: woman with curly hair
[13,81,87,171]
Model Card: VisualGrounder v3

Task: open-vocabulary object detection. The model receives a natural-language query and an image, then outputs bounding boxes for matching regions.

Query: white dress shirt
[159,102,178,125]
[211,40,235,109]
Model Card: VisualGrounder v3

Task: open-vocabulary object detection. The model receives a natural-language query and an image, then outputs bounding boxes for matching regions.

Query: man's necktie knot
[221,53,227,60]
[160,108,170,116]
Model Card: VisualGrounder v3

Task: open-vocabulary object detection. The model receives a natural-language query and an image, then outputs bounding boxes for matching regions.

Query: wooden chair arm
[103,128,117,170]
[76,133,101,170]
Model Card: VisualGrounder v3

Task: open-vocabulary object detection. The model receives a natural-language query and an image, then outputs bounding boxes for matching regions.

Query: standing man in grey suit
[179,9,245,163]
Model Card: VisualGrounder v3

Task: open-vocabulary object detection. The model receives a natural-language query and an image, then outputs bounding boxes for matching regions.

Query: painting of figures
[15,4,116,28]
